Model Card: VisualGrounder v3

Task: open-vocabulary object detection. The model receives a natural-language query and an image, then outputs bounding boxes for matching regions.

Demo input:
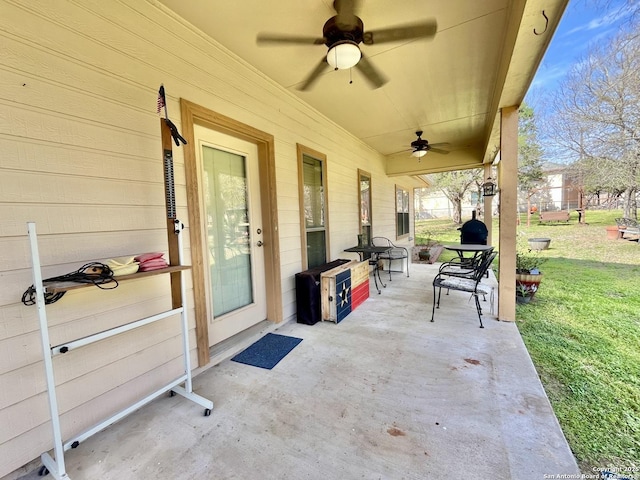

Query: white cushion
[439,277,492,295]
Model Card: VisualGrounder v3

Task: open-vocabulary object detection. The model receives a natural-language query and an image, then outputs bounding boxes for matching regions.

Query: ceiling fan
[256,0,437,91]
[410,131,450,159]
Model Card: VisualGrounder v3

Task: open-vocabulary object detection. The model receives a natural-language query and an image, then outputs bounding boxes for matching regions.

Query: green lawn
[416,210,640,474]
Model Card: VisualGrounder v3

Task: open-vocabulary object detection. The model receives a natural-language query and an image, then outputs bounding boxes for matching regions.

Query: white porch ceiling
[157,0,568,176]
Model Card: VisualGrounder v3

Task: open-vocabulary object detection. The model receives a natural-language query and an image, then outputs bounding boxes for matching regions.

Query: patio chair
[438,247,495,291]
[438,246,494,276]
[371,237,409,279]
[431,251,498,328]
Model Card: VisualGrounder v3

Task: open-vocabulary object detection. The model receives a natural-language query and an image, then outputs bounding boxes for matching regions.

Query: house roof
[157,0,568,177]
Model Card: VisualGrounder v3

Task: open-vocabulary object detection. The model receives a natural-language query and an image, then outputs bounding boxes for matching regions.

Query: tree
[581,0,639,22]
[545,23,640,219]
[518,103,545,226]
[431,169,483,223]
[568,155,626,209]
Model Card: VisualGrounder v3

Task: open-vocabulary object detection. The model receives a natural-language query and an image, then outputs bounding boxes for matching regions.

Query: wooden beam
[498,106,518,322]
[385,146,485,176]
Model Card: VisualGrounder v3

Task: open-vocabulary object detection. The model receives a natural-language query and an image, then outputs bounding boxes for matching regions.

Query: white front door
[194,125,267,346]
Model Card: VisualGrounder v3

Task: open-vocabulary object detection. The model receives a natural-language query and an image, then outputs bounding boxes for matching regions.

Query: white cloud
[564,3,631,36]
[530,64,569,90]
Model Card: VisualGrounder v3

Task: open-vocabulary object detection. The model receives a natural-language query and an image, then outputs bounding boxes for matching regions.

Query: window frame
[358,169,372,245]
[395,184,410,239]
[297,144,330,270]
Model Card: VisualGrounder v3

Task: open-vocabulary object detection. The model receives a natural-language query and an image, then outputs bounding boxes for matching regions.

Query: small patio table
[443,244,494,270]
[344,245,391,294]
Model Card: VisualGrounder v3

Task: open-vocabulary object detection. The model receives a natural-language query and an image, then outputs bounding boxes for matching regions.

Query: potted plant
[515,242,546,299]
[418,249,431,261]
[515,283,532,304]
[413,230,444,264]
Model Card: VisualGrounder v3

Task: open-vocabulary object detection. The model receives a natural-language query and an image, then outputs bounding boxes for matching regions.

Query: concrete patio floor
[17,263,580,480]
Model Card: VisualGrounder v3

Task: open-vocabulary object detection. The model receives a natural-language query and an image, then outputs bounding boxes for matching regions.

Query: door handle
[256,240,264,247]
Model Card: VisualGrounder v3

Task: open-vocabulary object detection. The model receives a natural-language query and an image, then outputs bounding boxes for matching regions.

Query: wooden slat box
[295,259,352,325]
[321,260,370,323]
[350,260,370,311]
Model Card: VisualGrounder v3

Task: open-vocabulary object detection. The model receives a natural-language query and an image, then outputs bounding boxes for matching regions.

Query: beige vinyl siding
[0,0,419,476]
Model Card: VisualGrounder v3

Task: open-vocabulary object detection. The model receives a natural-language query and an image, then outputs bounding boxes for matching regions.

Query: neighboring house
[0,1,567,477]
[520,162,582,212]
[415,188,486,221]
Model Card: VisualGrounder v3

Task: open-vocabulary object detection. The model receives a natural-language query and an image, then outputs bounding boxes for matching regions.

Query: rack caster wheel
[169,390,175,397]
[38,466,49,476]
[204,408,211,417]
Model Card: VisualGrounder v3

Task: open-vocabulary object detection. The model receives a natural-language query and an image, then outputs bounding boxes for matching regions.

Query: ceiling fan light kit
[256,0,437,91]
[407,130,450,159]
[327,41,361,69]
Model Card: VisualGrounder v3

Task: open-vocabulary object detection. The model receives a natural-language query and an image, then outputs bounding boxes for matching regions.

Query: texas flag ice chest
[321,260,370,323]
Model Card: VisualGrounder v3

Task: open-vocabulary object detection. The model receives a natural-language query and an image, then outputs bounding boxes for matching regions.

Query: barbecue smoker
[458,211,488,245]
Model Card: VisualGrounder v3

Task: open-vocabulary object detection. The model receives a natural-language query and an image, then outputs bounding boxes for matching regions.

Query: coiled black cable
[22,262,118,306]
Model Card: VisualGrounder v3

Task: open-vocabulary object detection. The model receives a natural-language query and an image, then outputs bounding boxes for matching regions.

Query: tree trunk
[452,198,462,223]
[623,187,638,220]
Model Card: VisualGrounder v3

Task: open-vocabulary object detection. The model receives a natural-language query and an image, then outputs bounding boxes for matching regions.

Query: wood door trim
[180,99,282,367]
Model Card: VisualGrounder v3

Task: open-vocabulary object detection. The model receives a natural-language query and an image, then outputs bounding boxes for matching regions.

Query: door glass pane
[303,154,326,268]
[202,145,253,317]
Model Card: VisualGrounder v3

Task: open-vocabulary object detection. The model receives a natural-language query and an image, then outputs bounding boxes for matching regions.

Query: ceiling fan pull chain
[349,68,353,85]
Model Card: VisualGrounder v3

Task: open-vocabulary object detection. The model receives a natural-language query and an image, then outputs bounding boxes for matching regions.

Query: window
[358,170,372,246]
[297,145,329,269]
[396,186,410,238]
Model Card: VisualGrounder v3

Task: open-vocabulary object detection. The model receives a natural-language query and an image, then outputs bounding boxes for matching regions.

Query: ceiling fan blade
[363,19,438,45]
[333,0,360,29]
[297,57,330,91]
[355,53,387,89]
[257,33,326,45]
[429,147,450,155]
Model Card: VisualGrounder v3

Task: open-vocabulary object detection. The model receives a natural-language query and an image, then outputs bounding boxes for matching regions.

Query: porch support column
[483,163,493,246]
[498,106,518,322]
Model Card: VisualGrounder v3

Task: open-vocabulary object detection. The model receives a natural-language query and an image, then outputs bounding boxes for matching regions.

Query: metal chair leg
[474,294,484,328]
[370,262,381,294]
[431,286,438,322]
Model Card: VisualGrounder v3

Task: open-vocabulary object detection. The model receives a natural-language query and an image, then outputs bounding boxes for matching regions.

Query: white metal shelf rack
[27,221,213,480]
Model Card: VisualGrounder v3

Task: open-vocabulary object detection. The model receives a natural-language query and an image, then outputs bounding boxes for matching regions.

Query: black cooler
[295,259,351,325]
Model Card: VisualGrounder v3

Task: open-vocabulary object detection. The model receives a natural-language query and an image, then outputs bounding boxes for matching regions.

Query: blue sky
[527,0,634,101]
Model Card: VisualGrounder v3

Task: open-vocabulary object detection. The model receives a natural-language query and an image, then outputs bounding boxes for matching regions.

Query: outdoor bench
[615,217,639,241]
[539,211,570,223]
